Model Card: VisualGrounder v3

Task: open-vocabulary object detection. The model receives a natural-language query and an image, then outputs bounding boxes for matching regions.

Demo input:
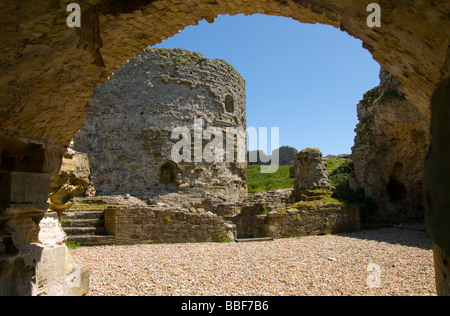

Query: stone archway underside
[0,0,449,168]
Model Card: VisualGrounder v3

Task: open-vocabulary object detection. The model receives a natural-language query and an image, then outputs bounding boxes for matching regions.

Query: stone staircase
[62,208,115,246]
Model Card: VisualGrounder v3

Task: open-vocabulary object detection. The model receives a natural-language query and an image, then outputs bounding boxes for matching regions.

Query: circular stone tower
[74,48,247,201]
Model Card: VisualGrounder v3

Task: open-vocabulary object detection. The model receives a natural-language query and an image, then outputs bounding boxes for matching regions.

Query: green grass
[326,158,354,188]
[246,158,354,195]
[70,197,111,210]
[65,241,82,249]
[247,165,294,194]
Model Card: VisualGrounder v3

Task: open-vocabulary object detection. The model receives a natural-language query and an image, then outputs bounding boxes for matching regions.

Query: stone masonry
[292,148,333,192]
[104,206,233,245]
[75,48,247,201]
[350,69,430,221]
[1,0,449,296]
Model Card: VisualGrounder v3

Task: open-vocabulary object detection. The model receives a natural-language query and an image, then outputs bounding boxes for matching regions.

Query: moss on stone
[299,148,321,154]
[292,188,334,201]
[70,197,112,211]
[288,196,344,211]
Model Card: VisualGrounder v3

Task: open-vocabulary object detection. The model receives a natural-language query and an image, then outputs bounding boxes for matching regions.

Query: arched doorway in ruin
[159,161,179,185]
[0,0,449,296]
[225,94,235,114]
[387,162,407,201]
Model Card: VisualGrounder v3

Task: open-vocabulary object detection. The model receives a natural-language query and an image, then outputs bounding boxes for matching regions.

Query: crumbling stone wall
[0,172,88,296]
[74,48,247,201]
[350,69,430,221]
[233,189,294,238]
[228,188,360,239]
[49,148,94,213]
[240,148,359,239]
[292,148,333,192]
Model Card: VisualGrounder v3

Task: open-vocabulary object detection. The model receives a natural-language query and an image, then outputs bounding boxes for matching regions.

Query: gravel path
[71,227,436,296]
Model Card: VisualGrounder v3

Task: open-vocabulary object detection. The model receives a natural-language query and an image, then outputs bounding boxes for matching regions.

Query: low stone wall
[232,189,294,238]
[74,191,359,246]
[253,204,360,239]
[104,206,235,245]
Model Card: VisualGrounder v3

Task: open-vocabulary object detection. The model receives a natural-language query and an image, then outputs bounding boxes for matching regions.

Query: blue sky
[152,14,381,156]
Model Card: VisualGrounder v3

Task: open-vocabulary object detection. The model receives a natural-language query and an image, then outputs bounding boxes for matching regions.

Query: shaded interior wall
[425,78,450,295]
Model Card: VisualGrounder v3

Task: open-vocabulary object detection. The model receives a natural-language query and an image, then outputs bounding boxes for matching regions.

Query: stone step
[67,235,115,247]
[63,210,105,220]
[235,237,274,243]
[62,218,104,228]
[64,226,106,236]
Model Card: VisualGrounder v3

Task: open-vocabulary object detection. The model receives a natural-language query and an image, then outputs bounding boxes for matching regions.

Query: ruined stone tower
[74,48,247,201]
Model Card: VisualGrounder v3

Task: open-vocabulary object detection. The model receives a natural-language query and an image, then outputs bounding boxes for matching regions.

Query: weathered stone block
[292,148,333,192]
[35,245,66,295]
[49,148,94,212]
[0,172,50,211]
[34,244,89,296]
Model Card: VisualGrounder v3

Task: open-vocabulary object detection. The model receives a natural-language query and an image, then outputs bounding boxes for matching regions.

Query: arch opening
[159,161,178,185]
[225,94,235,114]
[386,162,407,201]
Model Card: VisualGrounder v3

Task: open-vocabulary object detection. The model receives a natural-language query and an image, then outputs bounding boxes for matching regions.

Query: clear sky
[151,14,381,156]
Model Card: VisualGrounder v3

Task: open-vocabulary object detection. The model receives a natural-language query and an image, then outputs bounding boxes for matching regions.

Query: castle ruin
[1,0,449,296]
[74,48,247,201]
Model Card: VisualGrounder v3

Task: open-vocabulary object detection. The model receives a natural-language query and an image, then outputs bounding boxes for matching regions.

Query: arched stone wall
[0,0,449,295]
[0,0,448,157]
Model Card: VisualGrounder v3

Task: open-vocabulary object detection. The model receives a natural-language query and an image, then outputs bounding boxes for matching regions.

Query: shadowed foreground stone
[425,78,450,296]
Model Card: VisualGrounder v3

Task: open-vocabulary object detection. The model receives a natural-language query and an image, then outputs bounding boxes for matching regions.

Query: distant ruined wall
[350,69,430,221]
[74,48,247,201]
[248,146,297,166]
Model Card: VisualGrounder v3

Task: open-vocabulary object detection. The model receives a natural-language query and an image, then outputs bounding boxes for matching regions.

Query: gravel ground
[71,227,436,296]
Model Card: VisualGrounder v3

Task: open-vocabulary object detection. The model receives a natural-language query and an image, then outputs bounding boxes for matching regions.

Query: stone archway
[0,0,449,295]
[387,162,407,201]
[0,0,448,155]
[160,161,178,185]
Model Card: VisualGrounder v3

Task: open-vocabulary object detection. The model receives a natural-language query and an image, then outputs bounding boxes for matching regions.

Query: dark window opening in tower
[160,161,178,185]
[225,94,235,113]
